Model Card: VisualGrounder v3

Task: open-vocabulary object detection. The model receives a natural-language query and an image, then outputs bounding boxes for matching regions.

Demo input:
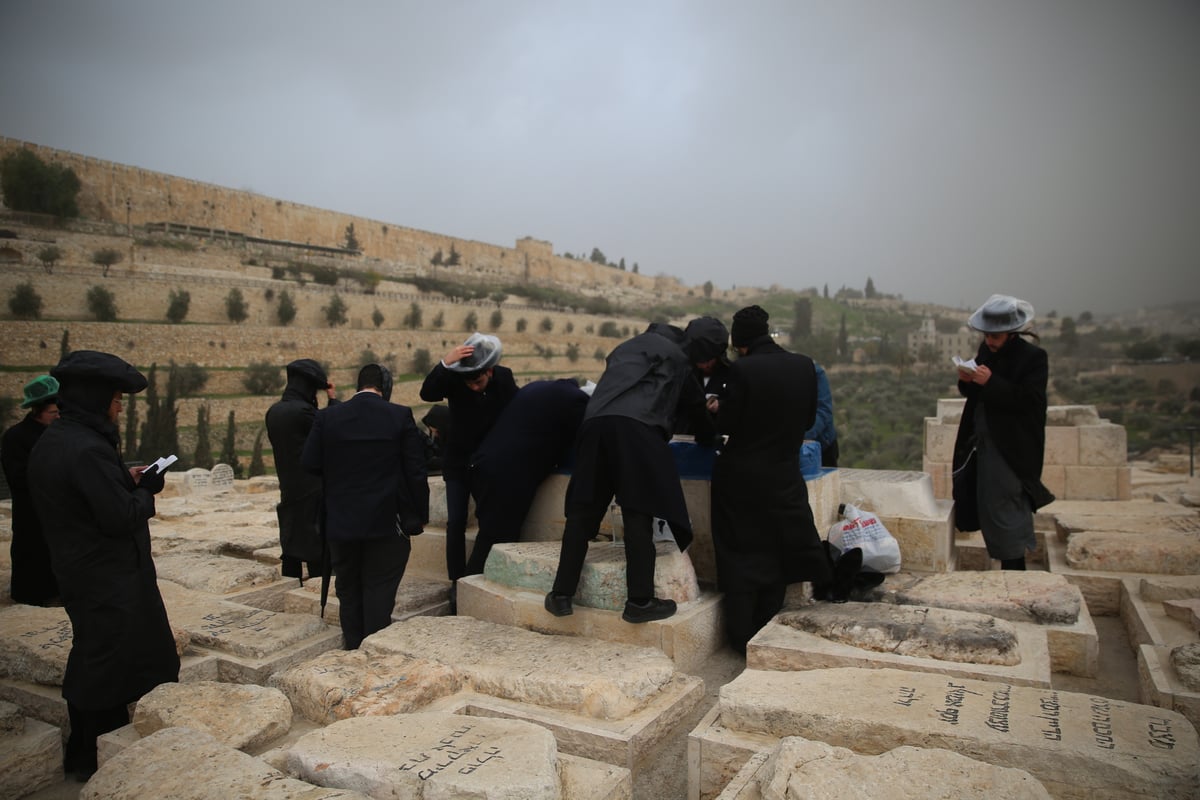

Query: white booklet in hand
[149,454,178,474]
[952,356,978,371]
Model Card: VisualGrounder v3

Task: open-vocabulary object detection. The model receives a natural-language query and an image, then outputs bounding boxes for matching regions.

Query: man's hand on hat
[443,345,474,366]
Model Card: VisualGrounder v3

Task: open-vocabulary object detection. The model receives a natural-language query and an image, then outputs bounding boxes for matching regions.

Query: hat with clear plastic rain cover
[967,294,1035,333]
[445,332,502,376]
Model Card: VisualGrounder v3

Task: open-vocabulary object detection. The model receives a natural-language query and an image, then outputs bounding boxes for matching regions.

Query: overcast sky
[3,1,1197,317]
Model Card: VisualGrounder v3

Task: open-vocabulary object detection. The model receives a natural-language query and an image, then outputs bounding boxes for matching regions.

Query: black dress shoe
[622,597,676,623]
[544,592,573,617]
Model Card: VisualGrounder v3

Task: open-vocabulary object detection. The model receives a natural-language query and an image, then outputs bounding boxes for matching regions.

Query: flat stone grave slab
[0,603,190,688]
[1138,642,1200,736]
[132,680,293,751]
[273,615,703,770]
[457,572,723,674]
[1064,530,1200,575]
[714,736,1051,800]
[83,727,374,800]
[159,580,342,683]
[150,495,281,558]
[1055,510,1200,542]
[282,572,452,623]
[865,571,1098,676]
[1044,535,1197,616]
[1124,576,1200,651]
[0,699,61,800]
[484,540,702,611]
[748,601,1053,688]
[298,713,628,800]
[151,551,284,595]
[697,667,1199,800]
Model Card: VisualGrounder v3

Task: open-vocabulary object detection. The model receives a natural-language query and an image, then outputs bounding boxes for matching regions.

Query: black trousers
[65,700,129,777]
[722,584,787,655]
[552,501,656,602]
[330,533,411,649]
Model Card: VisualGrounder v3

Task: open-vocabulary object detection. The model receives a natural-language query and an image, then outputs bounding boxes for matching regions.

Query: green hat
[21,375,60,409]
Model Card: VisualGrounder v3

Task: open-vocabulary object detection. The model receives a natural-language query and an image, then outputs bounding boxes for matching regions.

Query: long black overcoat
[952,335,1054,510]
[2,414,59,603]
[711,337,832,592]
[420,364,517,481]
[266,384,331,564]
[28,414,178,710]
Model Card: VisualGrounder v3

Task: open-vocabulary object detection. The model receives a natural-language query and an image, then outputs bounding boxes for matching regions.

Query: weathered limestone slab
[269,649,463,724]
[0,701,62,800]
[133,680,293,751]
[0,604,73,685]
[244,475,279,494]
[1055,510,1200,543]
[1137,643,1200,740]
[713,667,1200,799]
[211,462,236,490]
[289,713,561,799]
[159,580,342,683]
[82,726,373,800]
[152,551,283,595]
[456,574,724,674]
[1163,598,1200,633]
[0,603,191,689]
[1170,643,1200,692]
[1066,530,1200,575]
[748,604,1052,688]
[835,469,955,572]
[715,737,1051,800]
[484,541,700,611]
[866,571,1097,676]
[1141,575,1200,603]
[364,616,689,721]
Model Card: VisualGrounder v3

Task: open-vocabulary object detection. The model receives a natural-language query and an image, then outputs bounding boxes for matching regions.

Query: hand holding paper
[150,454,178,474]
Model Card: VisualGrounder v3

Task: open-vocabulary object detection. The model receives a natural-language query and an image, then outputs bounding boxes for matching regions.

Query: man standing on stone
[266,359,337,582]
[2,375,61,605]
[28,351,178,780]
[545,323,715,624]
[302,364,428,649]
[711,305,832,654]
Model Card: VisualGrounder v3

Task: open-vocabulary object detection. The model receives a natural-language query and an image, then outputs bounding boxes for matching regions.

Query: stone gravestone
[710,667,1199,799]
[210,463,236,492]
[180,467,212,495]
[132,681,293,751]
[287,713,562,800]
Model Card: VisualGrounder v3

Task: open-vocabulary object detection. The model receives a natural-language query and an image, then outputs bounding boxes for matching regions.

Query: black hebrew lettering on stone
[395,724,507,780]
[22,621,72,650]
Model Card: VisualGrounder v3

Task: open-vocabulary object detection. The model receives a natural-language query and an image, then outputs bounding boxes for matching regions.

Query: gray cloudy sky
[3,1,1198,316]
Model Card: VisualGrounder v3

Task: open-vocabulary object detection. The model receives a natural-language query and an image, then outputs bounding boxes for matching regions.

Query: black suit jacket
[301,391,429,540]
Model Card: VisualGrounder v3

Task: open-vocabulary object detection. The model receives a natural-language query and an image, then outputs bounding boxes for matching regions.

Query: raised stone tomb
[272,615,704,770]
[694,667,1199,800]
[0,699,61,800]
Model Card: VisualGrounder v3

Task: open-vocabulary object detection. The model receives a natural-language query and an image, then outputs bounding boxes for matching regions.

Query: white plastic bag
[827,503,901,574]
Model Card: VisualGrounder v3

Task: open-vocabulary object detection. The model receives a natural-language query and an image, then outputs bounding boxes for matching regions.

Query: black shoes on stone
[622,597,676,623]
[544,592,573,617]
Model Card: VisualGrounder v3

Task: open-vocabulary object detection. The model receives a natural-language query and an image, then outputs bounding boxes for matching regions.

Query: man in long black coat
[466,378,589,575]
[711,306,832,654]
[2,374,61,605]
[29,351,177,780]
[302,364,429,649]
[266,359,338,580]
[545,323,716,624]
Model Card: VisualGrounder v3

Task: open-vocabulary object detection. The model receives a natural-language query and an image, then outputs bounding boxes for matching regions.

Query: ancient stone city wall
[0,136,687,298]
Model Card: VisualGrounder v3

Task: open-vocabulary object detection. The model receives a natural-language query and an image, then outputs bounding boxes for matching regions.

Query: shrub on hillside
[91,247,123,277]
[0,149,80,218]
[323,294,348,327]
[86,285,118,321]
[8,281,43,319]
[463,311,478,330]
[166,288,191,324]
[171,361,209,396]
[36,245,62,274]
[311,265,339,286]
[243,361,284,395]
[277,290,297,325]
[598,321,622,338]
[411,348,432,375]
[225,288,249,324]
[489,310,503,330]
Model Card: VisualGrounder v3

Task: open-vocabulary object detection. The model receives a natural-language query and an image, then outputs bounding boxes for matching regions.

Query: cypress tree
[193,405,214,469]
[248,428,266,477]
[220,410,242,478]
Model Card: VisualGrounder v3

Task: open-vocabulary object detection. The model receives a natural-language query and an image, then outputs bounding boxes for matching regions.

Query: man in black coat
[266,359,338,581]
[2,374,61,605]
[545,323,716,624]
[419,333,517,586]
[302,364,429,649]
[674,316,732,436]
[29,351,177,780]
[466,378,590,575]
[711,306,833,654]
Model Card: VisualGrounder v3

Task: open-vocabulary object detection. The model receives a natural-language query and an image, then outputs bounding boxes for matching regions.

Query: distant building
[907,317,977,363]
